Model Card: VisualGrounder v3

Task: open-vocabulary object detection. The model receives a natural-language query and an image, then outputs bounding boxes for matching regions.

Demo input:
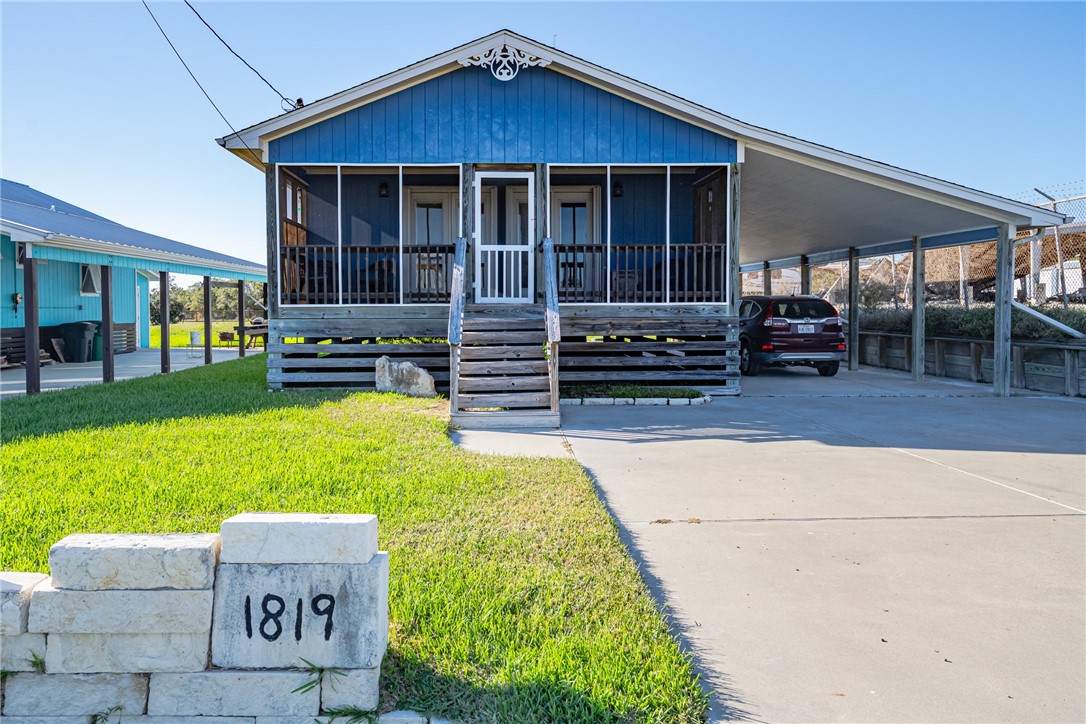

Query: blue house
[1,179,266,391]
[218,30,1064,425]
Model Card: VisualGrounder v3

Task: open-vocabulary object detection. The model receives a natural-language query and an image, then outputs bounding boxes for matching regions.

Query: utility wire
[140,0,265,169]
[183,0,298,111]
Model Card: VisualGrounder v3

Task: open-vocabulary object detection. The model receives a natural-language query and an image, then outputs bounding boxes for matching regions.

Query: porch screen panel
[279,167,339,305]
[608,170,666,303]
[671,166,728,303]
[340,171,400,304]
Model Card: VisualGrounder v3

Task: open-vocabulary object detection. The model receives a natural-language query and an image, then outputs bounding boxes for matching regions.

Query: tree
[149,284,186,325]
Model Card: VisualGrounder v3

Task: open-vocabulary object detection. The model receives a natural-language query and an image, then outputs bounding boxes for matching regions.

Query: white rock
[321,667,380,711]
[0,718,90,724]
[220,513,377,565]
[48,534,220,591]
[2,673,148,715]
[45,632,209,673]
[211,555,388,670]
[29,581,212,634]
[378,712,428,724]
[634,398,668,405]
[691,395,711,405]
[1,572,47,634]
[0,632,46,671]
[614,398,634,405]
[559,398,581,406]
[148,671,318,716]
[375,356,436,398]
[120,719,255,724]
[582,398,614,405]
[668,397,691,405]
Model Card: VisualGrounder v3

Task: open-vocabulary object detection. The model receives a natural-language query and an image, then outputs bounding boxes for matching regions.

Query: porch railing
[555,241,730,304]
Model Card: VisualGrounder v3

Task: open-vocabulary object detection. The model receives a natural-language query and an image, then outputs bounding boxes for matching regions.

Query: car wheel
[817,361,840,377]
[740,341,760,376]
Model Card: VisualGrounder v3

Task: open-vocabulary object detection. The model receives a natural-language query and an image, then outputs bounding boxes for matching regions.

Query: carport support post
[762,261,772,295]
[23,256,40,395]
[848,247,860,370]
[159,272,170,374]
[993,222,1015,396]
[800,256,811,296]
[101,265,114,384]
[910,237,925,381]
[237,279,246,358]
[261,283,268,350]
[203,276,212,365]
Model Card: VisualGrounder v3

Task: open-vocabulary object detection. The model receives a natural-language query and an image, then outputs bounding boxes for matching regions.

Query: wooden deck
[266,304,739,395]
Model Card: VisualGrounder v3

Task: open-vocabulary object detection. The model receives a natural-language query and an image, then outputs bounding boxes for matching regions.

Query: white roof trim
[1,219,264,277]
[218,29,1065,229]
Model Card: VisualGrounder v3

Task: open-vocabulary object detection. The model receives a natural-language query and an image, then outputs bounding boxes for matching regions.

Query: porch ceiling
[739,148,1005,265]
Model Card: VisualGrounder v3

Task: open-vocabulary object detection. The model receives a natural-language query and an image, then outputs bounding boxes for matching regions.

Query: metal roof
[0,179,265,276]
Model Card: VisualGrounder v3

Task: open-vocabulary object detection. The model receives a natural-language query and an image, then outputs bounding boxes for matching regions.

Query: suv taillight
[824,316,842,329]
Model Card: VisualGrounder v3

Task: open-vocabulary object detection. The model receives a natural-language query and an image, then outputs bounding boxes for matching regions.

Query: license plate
[797,324,815,334]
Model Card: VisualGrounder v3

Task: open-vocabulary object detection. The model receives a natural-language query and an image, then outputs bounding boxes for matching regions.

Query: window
[559,202,588,244]
[80,264,101,295]
[413,202,446,246]
[15,242,26,268]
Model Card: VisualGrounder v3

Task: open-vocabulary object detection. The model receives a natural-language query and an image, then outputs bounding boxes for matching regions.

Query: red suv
[738,296,847,377]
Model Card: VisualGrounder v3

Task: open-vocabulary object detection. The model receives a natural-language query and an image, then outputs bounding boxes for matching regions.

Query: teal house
[1,179,265,389]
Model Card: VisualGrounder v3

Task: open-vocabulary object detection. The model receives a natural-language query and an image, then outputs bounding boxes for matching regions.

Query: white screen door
[474,172,534,303]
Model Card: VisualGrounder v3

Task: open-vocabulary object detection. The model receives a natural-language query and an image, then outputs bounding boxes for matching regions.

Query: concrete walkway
[456,368,1086,722]
[0,348,247,397]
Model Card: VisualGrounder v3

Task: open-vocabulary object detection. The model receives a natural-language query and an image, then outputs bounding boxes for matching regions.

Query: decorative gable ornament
[458,43,552,81]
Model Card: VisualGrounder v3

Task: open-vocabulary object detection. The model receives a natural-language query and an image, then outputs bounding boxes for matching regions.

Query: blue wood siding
[137,275,150,347]
[270,67,736,165]
[1,234,139,328]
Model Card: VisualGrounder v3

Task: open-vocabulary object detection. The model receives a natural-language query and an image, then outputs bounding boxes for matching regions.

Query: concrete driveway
[555,369,1086,722]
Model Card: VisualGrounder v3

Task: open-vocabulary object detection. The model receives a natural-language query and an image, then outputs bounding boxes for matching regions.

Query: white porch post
[727,163,741,310]
[993,222,1015,396]
[911,236,925,381]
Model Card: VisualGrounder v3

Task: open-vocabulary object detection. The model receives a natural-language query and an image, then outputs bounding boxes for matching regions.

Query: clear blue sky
[3,1,1083,273]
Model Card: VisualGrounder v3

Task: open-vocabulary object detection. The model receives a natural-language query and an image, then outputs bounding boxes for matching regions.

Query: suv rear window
[770,299,836,319]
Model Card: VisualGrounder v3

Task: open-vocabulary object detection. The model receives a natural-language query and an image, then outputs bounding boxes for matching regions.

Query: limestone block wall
[0,513,389,721]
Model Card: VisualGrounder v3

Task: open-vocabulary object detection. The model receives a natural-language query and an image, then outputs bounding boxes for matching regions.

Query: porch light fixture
[613,182,624,198]
[378,182,390,198]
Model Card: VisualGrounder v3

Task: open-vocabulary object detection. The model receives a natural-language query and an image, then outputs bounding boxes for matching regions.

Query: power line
[183,0,298,111]
[140,0,265,169]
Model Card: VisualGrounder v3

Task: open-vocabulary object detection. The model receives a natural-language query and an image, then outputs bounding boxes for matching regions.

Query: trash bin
[189,331,202,347]
[92,324,103,362]
[58,321,98,363]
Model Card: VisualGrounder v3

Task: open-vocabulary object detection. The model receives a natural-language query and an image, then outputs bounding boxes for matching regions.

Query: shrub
[859,304,1086,342]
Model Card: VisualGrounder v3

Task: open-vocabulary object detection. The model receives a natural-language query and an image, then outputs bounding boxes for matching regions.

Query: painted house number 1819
[244,593,336,642]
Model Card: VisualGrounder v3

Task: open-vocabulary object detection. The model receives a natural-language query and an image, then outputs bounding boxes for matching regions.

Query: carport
[728,136,1068,395]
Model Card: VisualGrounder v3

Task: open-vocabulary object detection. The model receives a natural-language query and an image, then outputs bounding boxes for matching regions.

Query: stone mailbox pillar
[208,513,389,710]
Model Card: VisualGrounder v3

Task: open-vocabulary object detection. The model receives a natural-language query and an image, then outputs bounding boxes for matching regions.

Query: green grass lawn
[1,357,708,722]
[149,321,245,348]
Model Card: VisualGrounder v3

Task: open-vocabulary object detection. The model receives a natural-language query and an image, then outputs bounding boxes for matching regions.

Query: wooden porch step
[461,330,545,345]
[458,375,550,393]
[457,391,552,409]
[451,409,560,430]
[462,318,546,331]
[460,345,546,361]
[460,360,548,376]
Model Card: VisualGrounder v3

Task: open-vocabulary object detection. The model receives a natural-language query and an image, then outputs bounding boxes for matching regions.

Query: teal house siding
[269,66,737,165]
[1,234,139,329]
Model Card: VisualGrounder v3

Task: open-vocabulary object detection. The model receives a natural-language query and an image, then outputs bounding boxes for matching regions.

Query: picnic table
[235,324,269,350]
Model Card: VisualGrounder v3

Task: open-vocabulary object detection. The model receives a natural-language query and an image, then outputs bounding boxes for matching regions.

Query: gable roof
[0,179,265,278]
[218,29,1064,232]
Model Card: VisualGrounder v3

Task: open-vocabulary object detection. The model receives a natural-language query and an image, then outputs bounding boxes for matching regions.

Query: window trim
[80,263,102,296]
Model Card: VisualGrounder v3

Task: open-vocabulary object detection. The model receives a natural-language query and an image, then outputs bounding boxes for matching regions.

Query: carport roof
[218,29,1067,264]
[0,179,266,281]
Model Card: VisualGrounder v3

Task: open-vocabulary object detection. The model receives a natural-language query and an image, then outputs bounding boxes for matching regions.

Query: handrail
[448,236,467,345]
[543,237,561,344]
[543,237,561,414]
[447,236,467,414]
